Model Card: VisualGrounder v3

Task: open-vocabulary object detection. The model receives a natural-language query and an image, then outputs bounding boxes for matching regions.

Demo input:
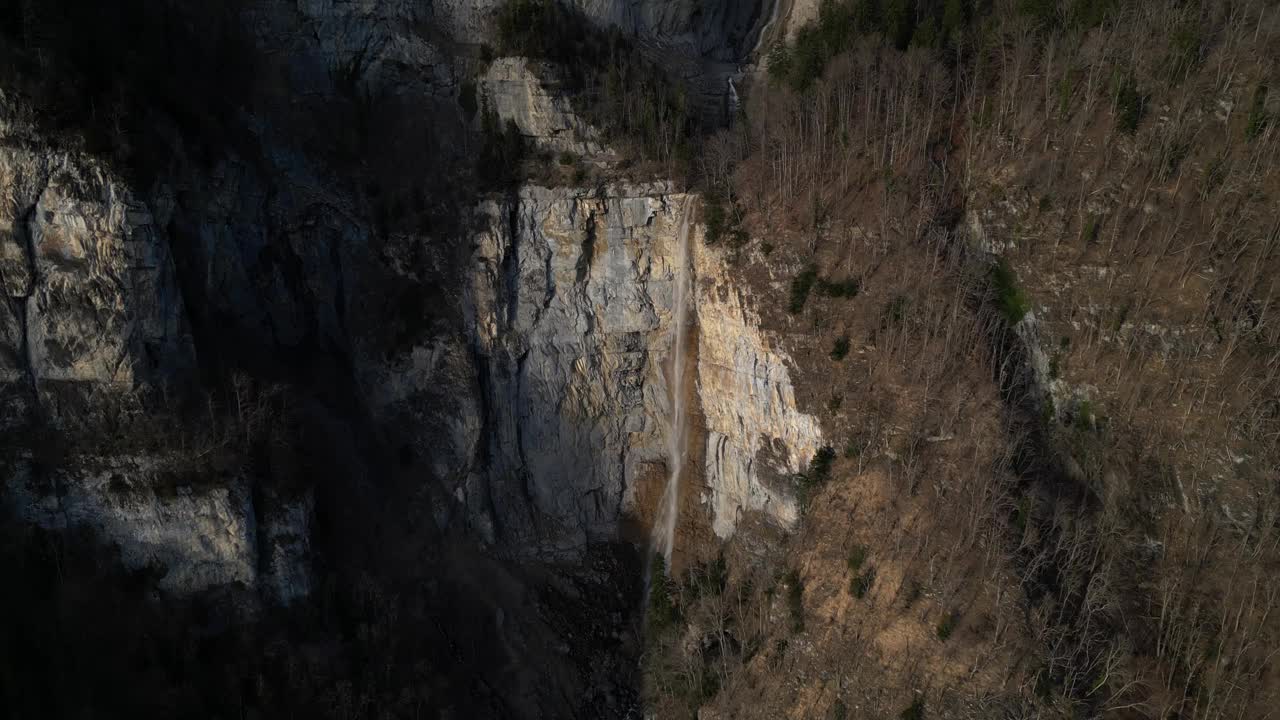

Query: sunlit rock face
[465,183,689,553]
[0,0,818,611]
[0,109,315,603]
[481,57,607,158]
[693,237,822,538]
[6,453,313,601]
[0,130,192,409]
[459,183,822,552]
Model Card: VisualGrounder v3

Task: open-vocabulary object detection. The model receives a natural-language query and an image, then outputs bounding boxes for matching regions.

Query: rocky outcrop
[0,106,311,602]
[0,106,192,420]
[6,451,313,602]
[457,183,822,552]
[0,0,818,610]
[466,183,686,553]
[435,0,776,61]
[481,57,608,158]
[6,455,256,593]
[693,236,821,537]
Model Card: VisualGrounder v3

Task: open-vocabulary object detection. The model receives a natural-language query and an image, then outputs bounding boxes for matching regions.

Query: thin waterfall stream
[649,199,694,584]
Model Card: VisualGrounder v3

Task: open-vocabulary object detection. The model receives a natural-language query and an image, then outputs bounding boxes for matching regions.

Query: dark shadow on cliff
[0,1,644,717]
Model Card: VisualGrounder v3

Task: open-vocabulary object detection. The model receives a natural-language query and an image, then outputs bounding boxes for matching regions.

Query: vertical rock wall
[462,183,822,553]
[467,184,687,553]
[693,238,822,538]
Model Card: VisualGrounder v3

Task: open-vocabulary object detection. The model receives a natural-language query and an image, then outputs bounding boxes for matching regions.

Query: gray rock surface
[481,57,608,158]
[0,104,193,417]
[466,183,682,553]
[435,0,776,60]
[0,0,822,606]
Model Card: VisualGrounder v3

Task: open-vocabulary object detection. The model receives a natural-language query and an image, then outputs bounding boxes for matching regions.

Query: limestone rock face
[0,109,193,417]
[693,237,822,537]
[0,107,313,603]
[0,0,823,610]
[481,57,607,158]
[457,183,823,552]
[7,456,257,593]
[466,184,687,553]
[434,0,776,61]
[250,0,454,98]
[6,453,313,602]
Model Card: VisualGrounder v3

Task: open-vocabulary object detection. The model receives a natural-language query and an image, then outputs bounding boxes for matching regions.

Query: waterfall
[651,199,694,573]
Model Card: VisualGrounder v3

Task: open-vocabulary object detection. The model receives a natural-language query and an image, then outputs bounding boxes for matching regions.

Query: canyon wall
[0,0,823,610]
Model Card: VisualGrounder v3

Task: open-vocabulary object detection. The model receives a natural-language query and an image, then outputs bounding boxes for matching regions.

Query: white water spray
[651,199,694,574]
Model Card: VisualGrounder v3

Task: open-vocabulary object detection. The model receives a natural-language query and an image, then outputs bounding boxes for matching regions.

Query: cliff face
[0,0,830,716]
[458,181,822,554]
[0,103,314,601]
[694,238,821,538]
[467,184,682,550]
[437,0,776,60]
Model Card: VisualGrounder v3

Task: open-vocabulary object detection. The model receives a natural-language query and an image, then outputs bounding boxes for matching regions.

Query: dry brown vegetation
[647,1,1280,718]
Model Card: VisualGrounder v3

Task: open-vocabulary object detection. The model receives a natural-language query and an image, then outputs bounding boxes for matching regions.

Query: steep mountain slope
[1,1,1277,719]
[0,0,801,717]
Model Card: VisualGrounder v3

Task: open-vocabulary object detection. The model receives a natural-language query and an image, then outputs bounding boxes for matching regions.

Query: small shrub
[796,445,837,506]
[557,151,577,166]
[809,445,836,483]
[818,277,861,298]
[1169,25,1202,80]
[694,664,721,702]
[647,554,681,631]
[833,698,849,720]
[880,294,911,329]
[1040,395,1056,426]
[789,265,819,314]
[704,194,727,245]
[1056,71,1078,117]
[1074,400,1095,432]
[704,193,748,249]
[770,638,789,667]
[830,335,851,360]
[1247,84,1272,141]
[846,545,868,572]
[903,581,923,608]
[1114,76,1146,134]
[827,394,844,411]
[1014,495,1032,533]
[686,553,728,598]
[852,566,876,599]
[900,696,926,720]
[936,612,959,641]
[991,258,1030,323]
[1079,215,1100,244]
[785,569,805,633]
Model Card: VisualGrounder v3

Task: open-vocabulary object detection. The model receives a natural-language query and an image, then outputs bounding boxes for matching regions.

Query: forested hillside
[641,1,1280,718]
